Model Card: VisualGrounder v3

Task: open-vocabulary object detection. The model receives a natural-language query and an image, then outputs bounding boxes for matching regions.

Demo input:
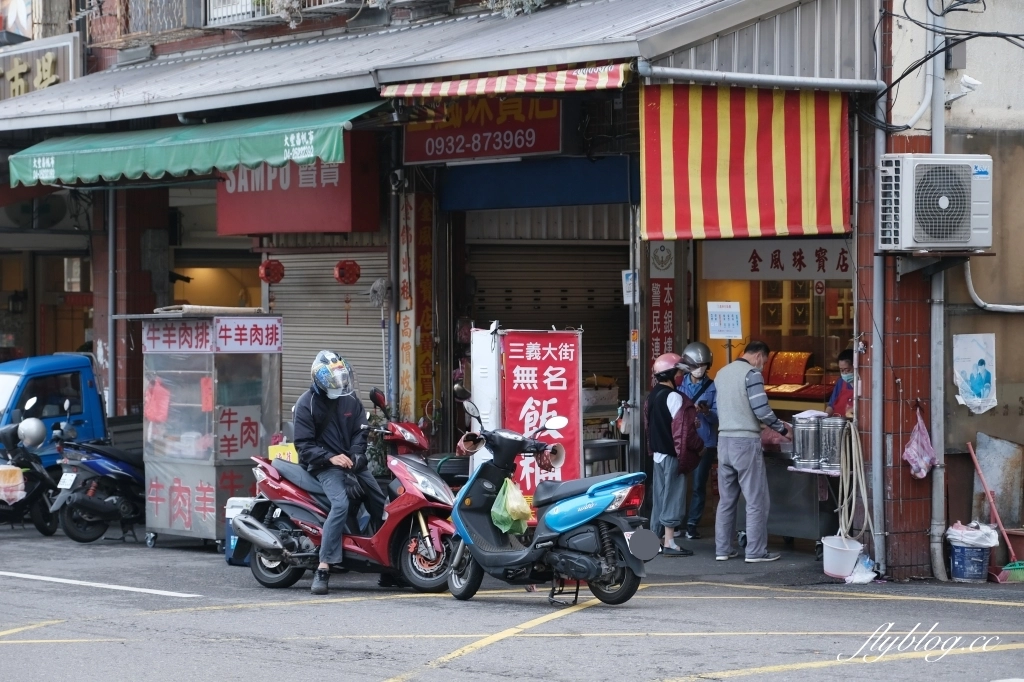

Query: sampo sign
[216,131,378,236]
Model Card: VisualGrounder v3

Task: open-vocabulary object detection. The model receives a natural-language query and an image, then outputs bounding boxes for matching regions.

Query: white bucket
[822,536,862,578]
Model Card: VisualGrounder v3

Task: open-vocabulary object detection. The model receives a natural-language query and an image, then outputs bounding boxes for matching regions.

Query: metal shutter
[270,252,388,413]
[467,245,629,398]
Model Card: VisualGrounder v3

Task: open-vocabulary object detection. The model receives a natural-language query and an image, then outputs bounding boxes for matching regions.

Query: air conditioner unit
[877,153,992,251]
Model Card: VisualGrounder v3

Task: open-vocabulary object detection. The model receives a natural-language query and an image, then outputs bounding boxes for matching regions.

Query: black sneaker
[662,546,694,557]
[684,527,701,540]
[311,568,330,595]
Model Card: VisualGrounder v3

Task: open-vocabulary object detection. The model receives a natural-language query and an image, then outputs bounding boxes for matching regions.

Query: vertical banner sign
[415,195,434,421]
[500,331,582,511]
[398,193,416,421]
[648,242,675,372]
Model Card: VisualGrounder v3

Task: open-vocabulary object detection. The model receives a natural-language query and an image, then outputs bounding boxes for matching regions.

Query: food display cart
[139,311,282,547]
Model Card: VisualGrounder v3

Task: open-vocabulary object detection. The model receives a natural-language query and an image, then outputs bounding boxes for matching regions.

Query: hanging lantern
[259,259,285,284]
[334,260,361,285]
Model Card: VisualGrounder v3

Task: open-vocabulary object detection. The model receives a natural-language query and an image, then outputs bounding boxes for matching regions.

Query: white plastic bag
[845,554,876,584]
[945,521,999,548]
[902,408,937,479]
[0,464,26,505]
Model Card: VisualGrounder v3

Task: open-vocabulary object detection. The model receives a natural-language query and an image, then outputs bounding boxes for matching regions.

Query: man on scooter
[294,351,387,596]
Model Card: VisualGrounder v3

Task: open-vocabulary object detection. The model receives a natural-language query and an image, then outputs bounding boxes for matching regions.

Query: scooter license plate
[57,473,77,490]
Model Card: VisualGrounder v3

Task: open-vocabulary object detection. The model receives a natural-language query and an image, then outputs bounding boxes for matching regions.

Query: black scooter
[0,407,59,536]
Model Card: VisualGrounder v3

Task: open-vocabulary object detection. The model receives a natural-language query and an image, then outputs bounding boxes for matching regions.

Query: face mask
[691,367,706,379]
[841,372,854,384]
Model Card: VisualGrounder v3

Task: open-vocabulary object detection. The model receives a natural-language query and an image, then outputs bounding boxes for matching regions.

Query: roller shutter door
[467,245,629,398]
[270,252,388,412]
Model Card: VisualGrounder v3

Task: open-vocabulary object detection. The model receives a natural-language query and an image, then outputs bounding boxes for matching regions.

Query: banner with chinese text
[702,238,853,280]
[648,242,676,374]
[397,193,434,422]
[500,330,582,510]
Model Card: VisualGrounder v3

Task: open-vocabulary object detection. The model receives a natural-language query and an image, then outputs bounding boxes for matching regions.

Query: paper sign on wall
[708,302,743,340]
[952,333,997,414]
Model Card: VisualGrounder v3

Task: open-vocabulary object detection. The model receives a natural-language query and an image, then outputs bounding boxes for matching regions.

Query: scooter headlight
[411,471,455,506]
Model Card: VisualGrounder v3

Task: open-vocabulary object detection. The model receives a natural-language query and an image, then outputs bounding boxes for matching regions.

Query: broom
[967,441,1024,583]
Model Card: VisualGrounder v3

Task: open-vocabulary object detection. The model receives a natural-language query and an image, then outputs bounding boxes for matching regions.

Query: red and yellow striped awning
[641,84,850,240]
[380,63,632,99]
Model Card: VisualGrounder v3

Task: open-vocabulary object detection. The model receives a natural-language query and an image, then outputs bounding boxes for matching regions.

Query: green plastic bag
[491,479,529,535]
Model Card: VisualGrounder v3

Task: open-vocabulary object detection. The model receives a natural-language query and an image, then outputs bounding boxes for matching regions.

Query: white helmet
[17,418,47,448]
[310,350,358,399]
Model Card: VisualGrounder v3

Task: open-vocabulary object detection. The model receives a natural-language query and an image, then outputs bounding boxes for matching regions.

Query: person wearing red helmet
[644,352,704,556]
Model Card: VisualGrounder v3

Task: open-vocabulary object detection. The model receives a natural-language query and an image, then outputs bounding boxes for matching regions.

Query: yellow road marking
[516,631,1024,638]
[286,634,488,641]
[382,599,602,682]
[661,641,1024,680]
[0,639,125,645]
[0,621,64,638]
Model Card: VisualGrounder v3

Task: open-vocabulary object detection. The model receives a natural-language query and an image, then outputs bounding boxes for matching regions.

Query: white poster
[707,302,743,340]
[621,270,635,305]
[2,0,31,39]
[952,333,997,415]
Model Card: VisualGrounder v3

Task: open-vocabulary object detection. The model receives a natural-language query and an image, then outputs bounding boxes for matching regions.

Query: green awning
[9,101,384,187]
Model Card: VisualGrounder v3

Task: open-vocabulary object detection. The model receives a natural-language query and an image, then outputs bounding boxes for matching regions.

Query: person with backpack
[294,350,387,595]
[678,342,718,540]
[645,352,704,557]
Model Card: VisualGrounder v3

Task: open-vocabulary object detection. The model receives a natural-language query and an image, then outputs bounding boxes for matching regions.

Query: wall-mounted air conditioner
[877,153,992,251]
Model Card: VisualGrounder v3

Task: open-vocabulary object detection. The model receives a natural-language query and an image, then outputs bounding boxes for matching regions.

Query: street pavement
[1,524,1023,682]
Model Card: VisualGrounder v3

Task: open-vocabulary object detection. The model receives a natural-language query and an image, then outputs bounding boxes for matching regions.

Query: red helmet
[652,353,682,377]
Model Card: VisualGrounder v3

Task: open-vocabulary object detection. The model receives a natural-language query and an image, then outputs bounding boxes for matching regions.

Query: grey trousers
[715,436,770,559]
[315,466,386,565]
[650,456,687,540]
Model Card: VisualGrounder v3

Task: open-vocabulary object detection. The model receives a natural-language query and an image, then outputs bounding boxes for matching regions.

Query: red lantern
[259,259,285,284]
[334,260,361,285]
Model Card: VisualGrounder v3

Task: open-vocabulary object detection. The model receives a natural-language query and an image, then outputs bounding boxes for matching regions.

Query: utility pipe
[635,61,886,93]
[929,6,949,582]
[106,190,115,419]
[965,261,1024,312]
[904,45,933,129]
[388,133,401,410]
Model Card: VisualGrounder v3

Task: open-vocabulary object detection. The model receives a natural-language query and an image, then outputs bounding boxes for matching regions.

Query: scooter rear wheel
[448,552,484,601]
[60,505,109,543]
[249,519,306,589]
[31,495,59,536]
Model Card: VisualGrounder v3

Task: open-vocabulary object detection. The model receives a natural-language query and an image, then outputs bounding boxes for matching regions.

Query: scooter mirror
[453,382,472,402]
[369,387,387,411]
[64,399,71,412]
[543,416,568,431]
[488,320,499,334]
[463,400,481,420]
[24,396,37,411]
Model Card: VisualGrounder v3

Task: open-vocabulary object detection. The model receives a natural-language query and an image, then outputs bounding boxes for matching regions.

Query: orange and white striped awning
[380,63,632,99]
[641,84,850,241]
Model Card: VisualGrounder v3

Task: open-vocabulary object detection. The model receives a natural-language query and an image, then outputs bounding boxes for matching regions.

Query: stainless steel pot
[792,416,821,469]
[819,417,848,471]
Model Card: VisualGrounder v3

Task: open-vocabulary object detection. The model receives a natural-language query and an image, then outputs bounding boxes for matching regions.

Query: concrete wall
[890,0,1024,132]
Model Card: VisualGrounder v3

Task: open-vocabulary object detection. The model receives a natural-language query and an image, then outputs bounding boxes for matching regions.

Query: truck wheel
[31,496,59,536]
[60,505,109,543]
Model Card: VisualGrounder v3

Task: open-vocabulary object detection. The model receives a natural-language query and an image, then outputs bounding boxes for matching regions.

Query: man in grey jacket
[713,341,790,563]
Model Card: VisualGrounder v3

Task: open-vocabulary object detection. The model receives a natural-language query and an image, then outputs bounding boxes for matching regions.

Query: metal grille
[913,163,972,243]
[468,245,630,400]
[270,252,389,414]
[465,205,629,242]
[878,156,901,248]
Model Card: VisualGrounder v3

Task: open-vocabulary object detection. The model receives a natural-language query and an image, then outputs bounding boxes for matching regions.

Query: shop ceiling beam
[635,61,885,93]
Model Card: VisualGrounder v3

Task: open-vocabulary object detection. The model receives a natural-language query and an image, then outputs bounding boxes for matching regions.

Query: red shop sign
[404,98,562,165]
[500,330,582,507]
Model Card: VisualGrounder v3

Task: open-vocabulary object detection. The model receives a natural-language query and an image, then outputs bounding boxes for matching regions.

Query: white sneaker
[745,552,781,563]
[715,550,738,561]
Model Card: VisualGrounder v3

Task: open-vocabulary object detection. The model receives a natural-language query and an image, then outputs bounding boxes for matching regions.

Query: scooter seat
[532,473,622,509]
[81,443,145,470]
[272,459,331,509]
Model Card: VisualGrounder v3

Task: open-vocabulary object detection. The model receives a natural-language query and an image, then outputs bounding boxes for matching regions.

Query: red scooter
[230,413,457,592]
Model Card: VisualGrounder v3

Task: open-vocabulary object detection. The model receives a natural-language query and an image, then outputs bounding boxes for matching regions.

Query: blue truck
[0,354,142,479]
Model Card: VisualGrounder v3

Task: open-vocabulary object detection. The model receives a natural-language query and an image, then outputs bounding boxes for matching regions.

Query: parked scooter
[0,403,59,536]
[231,397,458,591]
[446,383,660,606]
[49,400,146,543]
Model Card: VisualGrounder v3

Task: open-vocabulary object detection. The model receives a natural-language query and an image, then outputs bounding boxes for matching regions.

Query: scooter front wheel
[400,532,454,593]
[448,551,484,601]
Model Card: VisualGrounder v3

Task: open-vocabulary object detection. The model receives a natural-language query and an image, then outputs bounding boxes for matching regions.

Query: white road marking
[0,571,202,598]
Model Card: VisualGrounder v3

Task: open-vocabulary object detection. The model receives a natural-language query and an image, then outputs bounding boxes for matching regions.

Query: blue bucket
[950,545,989,583]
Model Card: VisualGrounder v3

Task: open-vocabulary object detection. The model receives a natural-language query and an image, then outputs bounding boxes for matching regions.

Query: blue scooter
[49,400,146,543]
[447,384,660,606]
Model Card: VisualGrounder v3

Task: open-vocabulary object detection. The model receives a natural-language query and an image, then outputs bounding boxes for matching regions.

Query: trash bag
[845,554,877,584]
[491,479,530,534]
[945,520,999,548]
[902,408,937,479]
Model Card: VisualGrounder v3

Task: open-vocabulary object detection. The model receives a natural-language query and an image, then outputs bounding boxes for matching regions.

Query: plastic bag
[902,408,937,479]
[491,479,529,534]
[945,520,999,548]
[144,378,171,424]
[845,554,877,584]
[0,464,26,505]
